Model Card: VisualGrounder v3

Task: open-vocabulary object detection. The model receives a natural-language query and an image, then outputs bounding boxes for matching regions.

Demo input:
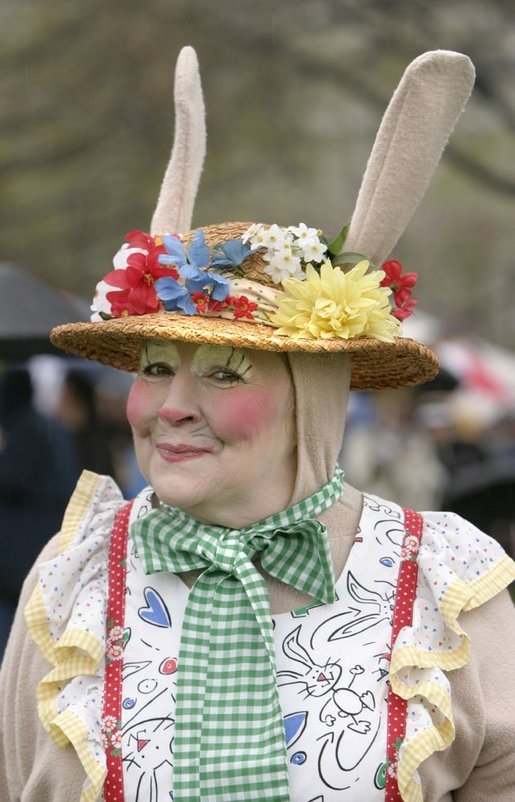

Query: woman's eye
[210,369,243,384]
[142,362,174,377]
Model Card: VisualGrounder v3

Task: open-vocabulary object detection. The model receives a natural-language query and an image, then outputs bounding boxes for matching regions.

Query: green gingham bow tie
[130,467,344,802]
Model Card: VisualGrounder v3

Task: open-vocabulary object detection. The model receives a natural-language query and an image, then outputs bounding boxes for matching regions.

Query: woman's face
[127,341,296,526]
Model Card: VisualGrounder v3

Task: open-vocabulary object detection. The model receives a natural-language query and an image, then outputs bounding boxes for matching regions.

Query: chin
[149,473,210,515]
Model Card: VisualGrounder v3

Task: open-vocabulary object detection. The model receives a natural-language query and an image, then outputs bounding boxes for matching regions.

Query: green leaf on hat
[326,224,349,256]
[331,251,369,267]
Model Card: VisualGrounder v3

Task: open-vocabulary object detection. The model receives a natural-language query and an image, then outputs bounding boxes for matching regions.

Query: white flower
[387,763,397,779]
[263,262,287,283]
[289,223,320,248]
[264,248,301,283]
[242,223,264,245]
[110,730,122,750]
[90,280,112,321]
[262,224,288,250]
[112,244,145,270]
[301,237,327,263]
[102,715,118,734]
[291,263,306,280]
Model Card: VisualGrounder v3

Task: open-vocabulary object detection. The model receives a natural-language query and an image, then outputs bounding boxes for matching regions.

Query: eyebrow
[225,348,252,377]
[142,344,178,363]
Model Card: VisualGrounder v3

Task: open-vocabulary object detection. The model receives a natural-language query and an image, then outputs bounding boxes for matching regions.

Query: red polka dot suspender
[102,501,133,802]
[101,503,423,802]
[385,508,424,801]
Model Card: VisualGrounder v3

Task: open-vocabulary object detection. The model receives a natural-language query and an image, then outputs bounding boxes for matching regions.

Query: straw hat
[51,47,475,391]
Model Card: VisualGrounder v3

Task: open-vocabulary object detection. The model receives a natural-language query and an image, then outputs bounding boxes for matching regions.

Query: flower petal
[187,230,210,268]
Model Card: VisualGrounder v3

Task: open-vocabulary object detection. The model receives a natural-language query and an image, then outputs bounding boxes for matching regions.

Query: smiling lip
[156,443,212,463]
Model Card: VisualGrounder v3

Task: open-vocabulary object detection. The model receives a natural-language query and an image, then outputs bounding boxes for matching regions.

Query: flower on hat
[231,295,258,320]
[158,229,210,272]
[155,278,198,315]
[101,231,179,317]
[271,260,400,342]
[92,222,417,342]
[211,239,256,269]
[154,229,238,315]
[380,259,418,321]
[243,223,327,283]
[264,244,304,283]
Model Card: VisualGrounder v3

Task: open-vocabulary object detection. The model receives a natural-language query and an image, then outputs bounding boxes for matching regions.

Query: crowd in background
[0,357,146,656]
[0,349,514,659]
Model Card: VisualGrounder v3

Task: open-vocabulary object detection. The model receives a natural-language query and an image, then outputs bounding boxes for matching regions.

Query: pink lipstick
[156,443,212,463]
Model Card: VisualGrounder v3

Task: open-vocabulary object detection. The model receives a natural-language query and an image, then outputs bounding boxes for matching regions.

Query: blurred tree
[1,0,515,346]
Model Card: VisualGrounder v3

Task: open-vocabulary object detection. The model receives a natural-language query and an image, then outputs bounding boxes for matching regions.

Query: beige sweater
[1,482,515,802]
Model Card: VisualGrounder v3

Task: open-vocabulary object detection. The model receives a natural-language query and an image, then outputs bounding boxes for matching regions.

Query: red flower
[192,291,210,313]
[380,259,418,321]
[125,230,156,250]
[104,233,180,317]
[207,297,230,312]
[107,289,138,318]
[392,296,417,321]
[231,295,258,320]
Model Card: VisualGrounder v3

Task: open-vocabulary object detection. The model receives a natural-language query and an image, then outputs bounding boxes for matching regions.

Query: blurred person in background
[340,389,446,512]
[434,400,515,559]
[58,368,117,478]
[0,366,79,654]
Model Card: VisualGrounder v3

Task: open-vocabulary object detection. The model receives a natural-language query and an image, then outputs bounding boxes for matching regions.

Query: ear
[150,46,206,236]
[344,50,475,266]
[282,625,313,669]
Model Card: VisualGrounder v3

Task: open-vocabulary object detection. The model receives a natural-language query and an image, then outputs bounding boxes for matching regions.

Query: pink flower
[106,625,124,661]
[387,760,398,779]
[101,714,122,750]
[110,730,122,751]
[401,534,419,561]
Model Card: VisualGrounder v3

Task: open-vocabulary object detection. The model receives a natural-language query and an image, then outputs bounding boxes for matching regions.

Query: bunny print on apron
[102,493,422,802]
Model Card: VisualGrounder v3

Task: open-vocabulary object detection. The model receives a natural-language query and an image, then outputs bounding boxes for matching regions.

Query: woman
[1,47,514,802]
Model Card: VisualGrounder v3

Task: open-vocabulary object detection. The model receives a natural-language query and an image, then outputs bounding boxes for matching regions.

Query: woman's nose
[158,374,202,426]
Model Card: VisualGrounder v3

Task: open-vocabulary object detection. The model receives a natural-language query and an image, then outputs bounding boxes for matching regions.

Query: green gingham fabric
[130,467,344,802]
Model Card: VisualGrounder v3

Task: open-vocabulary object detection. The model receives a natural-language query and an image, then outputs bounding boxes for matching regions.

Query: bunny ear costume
[1,47,515,802]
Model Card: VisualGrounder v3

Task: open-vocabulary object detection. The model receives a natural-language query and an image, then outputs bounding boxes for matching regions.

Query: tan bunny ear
[344,50,475,266]
[150,46,206,236]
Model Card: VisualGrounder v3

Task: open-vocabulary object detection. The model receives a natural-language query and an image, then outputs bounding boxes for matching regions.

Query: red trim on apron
[385,508,423,801]
[102,501,133,802]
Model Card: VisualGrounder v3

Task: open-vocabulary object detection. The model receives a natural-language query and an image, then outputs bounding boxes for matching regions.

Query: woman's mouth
[156,443,212,463]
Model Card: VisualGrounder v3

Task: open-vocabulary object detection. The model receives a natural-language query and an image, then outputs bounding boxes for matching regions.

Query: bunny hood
[287,351,351,504]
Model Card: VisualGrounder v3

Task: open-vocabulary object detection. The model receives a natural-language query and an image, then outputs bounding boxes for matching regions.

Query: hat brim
[50,312,439,391]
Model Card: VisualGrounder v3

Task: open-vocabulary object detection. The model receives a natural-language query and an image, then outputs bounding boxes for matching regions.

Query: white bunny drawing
[308,571,395,655]
[278,625,376,733]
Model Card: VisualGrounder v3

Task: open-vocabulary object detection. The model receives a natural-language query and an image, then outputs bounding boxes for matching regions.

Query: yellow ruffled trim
[52,710,106,802]
[24,470,112,802]
[59,470,103,553]
[391,554,515,802]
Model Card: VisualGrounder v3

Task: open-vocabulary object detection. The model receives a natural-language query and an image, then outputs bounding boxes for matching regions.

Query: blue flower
[184,270,230,302]
[211,239,255,269]
[158,235,186,267]
[156,230,232,313]
[155,277,197,315]
[158,230,210,271]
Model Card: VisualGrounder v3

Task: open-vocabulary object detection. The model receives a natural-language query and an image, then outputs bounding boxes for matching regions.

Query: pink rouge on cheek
[126,378,158,430]
[211,387,277,441]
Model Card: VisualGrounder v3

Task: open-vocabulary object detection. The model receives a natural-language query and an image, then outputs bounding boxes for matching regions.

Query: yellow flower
[270,260,401,342]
